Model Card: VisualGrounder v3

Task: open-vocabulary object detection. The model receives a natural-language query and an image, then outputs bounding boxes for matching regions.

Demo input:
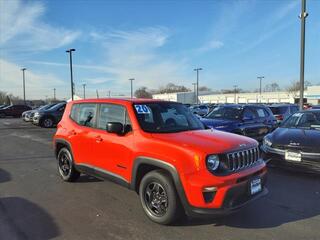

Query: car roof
[71,98,168,105]
[269,104,297,107]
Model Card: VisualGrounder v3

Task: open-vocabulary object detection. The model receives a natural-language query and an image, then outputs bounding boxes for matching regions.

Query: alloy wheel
[144,182,168,217]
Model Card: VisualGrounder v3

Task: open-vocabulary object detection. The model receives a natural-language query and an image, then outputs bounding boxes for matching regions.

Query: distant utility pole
[299,0,308,110]
[96,89,99,99]
[129,78,135,98]
[53,88,56,100]
[194,68,202,104]
[66,48,76,101]
[192,83,197,103]
[108,90,111,98]
[257,76,265,103]
[82,83,86,99]
[21,68,26,105]
[233,85,238,104]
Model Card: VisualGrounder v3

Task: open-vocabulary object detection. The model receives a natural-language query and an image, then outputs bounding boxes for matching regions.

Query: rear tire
[57,147,80,182]
[139,169,182,225]
[41,117,54,128]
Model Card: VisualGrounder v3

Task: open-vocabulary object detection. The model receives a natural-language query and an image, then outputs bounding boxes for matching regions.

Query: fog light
[203,187,217,203]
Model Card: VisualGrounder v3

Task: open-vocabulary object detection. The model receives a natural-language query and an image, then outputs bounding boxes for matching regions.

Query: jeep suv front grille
[224,147,260,172]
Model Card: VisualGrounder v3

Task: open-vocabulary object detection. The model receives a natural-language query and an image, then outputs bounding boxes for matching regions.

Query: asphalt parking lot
[0,118,319,240]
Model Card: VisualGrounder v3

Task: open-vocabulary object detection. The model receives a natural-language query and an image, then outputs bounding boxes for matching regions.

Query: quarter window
[71,103,97,127]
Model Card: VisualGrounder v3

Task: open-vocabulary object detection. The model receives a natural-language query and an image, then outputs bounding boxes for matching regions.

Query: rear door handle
[95,136,103,143]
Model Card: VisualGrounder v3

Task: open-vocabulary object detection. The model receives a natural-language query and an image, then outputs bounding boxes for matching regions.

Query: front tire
[139,170,182,225]
[57,147,80,182]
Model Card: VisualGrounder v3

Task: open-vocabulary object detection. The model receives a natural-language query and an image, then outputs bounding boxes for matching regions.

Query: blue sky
[0,0,319,99]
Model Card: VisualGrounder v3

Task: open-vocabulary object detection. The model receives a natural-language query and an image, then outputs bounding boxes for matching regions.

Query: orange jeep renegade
[53,99,267,224]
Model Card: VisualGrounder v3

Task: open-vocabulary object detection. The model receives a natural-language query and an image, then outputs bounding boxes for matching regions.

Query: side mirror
[106,122,124,135]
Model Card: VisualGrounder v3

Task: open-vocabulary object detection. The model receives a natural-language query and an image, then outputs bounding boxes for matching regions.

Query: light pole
[257,76,265,103]
[233,85,238,104]
[192,83,197,103]
[66,49,76,101]
[129,78,135,98]
[82,83,86,99]
[53,88,56,100]
[299,0,308,110]
[21,68,26,104]
[194,68,202,104]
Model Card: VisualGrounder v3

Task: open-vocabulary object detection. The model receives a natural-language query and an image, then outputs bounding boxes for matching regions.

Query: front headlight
[263,136,272,147]
[206,155,220,172]
[34,112,40,117]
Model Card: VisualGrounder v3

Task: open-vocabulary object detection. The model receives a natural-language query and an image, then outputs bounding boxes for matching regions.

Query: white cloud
[0,0,81,52]
[0,59,67,99]
[88,27,192,89]
[197,40,224,53]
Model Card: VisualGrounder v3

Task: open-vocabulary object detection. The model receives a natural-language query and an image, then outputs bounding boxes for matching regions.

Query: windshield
[133,102,205,133]
[270,106,287,115]
[46,102,65,111]
[281,112,320,129]
[205,106,242,119]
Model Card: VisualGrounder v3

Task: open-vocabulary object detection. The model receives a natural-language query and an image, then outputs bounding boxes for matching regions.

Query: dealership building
[152,85,320,105]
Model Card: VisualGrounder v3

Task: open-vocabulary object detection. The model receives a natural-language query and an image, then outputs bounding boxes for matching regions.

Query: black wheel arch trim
[130,156,192,215]
[54,138,72,158]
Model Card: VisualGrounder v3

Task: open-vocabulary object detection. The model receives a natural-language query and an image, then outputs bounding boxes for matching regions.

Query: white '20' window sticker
[135,105,150,114]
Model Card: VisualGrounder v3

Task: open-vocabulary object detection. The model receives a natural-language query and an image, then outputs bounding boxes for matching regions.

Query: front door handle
[69,130,77,135]
[95,136,103,143]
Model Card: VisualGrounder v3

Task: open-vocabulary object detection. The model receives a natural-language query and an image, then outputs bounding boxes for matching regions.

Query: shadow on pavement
[76,174,103,183]
[177,168,320,228]
[0,168,11,183]
[0,197,60,240]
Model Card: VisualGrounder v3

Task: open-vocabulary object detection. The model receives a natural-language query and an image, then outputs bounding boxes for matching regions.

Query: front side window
[242,108,256,119]
[97,104,130,130]
[134,102,204,133]
[206,106,242,120]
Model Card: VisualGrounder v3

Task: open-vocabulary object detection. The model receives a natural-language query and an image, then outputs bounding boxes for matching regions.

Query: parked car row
[21,102,67,128]
[187,102,320,175]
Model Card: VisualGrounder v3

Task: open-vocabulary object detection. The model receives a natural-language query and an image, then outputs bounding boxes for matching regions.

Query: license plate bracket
[250,178,262,195]
[285,151,301,162]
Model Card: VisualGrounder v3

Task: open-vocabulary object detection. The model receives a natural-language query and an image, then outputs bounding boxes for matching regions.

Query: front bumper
[181,162,268,217]
[261,145,320,173]
[33,116,40,125]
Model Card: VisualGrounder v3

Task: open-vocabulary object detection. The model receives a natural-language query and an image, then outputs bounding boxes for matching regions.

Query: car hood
[200,118,238,127]
[151,129,257,154]
[270,127,320,153]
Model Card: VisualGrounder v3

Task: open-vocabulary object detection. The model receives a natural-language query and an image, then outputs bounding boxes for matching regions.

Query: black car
[33,102,66,128]
[200,104,277,141]
[23,103,57,122]
[0,105,32,118]
[261,110,320,173]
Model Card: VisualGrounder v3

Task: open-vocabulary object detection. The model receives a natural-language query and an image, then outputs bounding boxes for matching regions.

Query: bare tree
[264,83,281,92]
[286,81,311,98]
[134,87,153,99]
[157,83,190,94]
[198,86,211,92]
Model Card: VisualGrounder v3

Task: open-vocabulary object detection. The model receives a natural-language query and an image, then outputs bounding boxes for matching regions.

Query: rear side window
[290,106,299,114]
[270,106,287,115]
[97,104,131,130]
[70,103,97,127]
[256,107,268,118]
